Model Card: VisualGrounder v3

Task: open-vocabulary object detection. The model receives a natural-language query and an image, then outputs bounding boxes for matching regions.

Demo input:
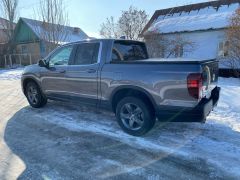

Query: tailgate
[201,60,219,98]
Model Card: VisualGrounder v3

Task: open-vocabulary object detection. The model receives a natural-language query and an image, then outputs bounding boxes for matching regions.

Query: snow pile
[147,3,240,34]
[0,68,23,80]
[209,77,240,131]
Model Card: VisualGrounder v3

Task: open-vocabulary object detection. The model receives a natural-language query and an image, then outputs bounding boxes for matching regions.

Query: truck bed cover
[111,58,218,65]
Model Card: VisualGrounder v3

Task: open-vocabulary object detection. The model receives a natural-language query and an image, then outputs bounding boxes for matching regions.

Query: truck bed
[111,58,218,65]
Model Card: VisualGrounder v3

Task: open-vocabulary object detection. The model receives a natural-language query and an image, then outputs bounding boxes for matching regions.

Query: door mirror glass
[38,59,47,67]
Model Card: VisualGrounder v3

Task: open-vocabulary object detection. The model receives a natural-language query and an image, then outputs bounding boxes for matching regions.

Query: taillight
[187,73,203,99]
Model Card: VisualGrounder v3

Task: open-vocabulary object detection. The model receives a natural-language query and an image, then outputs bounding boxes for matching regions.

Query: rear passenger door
[64,42,101,105]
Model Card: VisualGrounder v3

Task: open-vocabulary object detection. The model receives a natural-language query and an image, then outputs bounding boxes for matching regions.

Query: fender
[110,85,157,110]
[22,75,44,96]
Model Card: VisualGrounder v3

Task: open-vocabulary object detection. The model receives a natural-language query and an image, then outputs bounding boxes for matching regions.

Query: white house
[141,0,240,69]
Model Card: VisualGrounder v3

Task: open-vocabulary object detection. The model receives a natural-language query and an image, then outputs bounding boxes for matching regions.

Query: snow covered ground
[0,68,23,80]
[30,77,240,178]
[0,68,240,179]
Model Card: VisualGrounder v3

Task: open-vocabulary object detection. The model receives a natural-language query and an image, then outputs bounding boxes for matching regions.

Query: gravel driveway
[0,77,240,180]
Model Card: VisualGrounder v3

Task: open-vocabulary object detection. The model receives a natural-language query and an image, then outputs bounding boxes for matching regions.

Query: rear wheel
[26,81,47,108]
[116,97,155,136]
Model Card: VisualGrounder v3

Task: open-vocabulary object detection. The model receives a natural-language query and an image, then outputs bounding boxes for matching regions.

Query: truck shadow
[4,101,240,179]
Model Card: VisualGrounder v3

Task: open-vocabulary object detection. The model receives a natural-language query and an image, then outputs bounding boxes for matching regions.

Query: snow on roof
[0,17,16,30]
[0,18,5,29]
[21,17,89,43]
[144,1,240,35]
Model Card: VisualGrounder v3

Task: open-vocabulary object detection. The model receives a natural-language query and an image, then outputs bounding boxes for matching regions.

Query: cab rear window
[111,41,148,62]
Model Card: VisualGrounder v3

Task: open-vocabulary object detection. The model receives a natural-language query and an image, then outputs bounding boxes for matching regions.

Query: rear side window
[73,43,100,65]
[112,41,148,62]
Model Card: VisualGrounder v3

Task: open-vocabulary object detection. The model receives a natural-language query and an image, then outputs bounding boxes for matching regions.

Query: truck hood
[22,64,41,75]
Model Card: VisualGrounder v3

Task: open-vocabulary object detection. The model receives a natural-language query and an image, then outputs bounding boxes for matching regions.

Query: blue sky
[18,0,208,37]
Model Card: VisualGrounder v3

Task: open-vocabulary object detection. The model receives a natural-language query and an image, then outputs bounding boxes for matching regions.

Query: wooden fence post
[29,54,32,65]
[19,54,22,66]
[4,55,7,68]
[9,55,12,68]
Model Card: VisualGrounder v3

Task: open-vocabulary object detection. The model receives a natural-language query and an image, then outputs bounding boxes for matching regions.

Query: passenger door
[64,42,101,106]
[41,45,74,98]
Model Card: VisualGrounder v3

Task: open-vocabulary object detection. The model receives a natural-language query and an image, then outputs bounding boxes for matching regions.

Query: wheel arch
[22,77,43,95]
[110,85,157,114]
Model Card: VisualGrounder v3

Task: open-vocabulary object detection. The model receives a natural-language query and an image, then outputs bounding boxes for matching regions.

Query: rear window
[111,41,148,62]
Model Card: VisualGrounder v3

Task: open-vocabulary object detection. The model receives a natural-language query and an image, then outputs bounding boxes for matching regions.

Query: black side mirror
[38,59,48,67]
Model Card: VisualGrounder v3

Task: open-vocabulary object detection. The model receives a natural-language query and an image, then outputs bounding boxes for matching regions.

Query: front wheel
[26,81,47,108]
[116,97,155,136]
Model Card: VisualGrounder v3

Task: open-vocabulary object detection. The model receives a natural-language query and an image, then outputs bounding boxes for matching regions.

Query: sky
[17,0,209,37]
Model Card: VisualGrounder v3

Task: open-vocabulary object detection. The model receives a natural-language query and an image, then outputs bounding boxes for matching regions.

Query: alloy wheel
[120,103,144,131]
[27,85,39,105]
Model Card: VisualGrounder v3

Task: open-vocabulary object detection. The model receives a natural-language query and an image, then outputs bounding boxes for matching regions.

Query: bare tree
[225,8,240,77]
[100,6,149,40]
[166,35,195,58]
[35,0,70,54]
[145,33,167,58]
[118,6,148,40]
[99,16,119,38]
[145,31,195,58]
[0,0,18,53]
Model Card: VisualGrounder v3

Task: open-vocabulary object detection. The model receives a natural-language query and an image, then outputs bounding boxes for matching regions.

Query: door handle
[58,69,66,73]
[87,69,96,73]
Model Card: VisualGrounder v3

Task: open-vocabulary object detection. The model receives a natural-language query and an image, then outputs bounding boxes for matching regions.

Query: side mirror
[38,59,48,67]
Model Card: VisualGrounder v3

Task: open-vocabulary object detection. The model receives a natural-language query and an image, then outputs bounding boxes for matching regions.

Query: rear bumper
[156,87,221,122]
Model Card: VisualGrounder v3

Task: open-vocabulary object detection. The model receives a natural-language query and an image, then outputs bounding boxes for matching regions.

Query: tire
[25,81,47,108]
[116,97,155,136]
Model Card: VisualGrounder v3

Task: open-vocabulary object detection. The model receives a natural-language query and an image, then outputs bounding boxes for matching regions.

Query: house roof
[20,17,88,43]
[141,0,240,36]
[0,17,16,29]
[0,18,7,29]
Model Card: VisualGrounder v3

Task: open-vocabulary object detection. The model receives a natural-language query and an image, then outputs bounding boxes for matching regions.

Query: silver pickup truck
[21,39,220,136]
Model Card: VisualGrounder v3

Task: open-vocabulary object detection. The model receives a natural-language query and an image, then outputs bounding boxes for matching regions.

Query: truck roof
[66,38,144,45]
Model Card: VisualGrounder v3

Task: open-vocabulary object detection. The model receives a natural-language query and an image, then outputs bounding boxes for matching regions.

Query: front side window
[21,45,28,54]
[112,41,148,62]
[49,45,73,66]
[73,43,100,65]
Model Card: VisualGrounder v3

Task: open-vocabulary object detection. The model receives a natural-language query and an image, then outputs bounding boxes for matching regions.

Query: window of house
[73,43,100,65]
[49,45,73,66]
[218,41,229,57]
[21,45,28,54]
[111,41,148,62]
[174,44,184,58]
